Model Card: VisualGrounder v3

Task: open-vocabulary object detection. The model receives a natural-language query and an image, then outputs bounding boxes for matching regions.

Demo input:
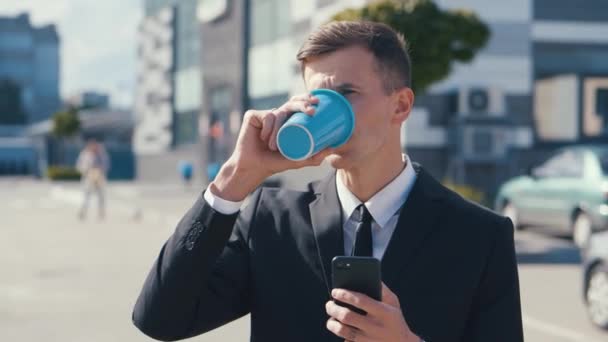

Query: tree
[52,107,81,138]
[52,106,81,166]
[332,0,490,93]
[0,78,27,124]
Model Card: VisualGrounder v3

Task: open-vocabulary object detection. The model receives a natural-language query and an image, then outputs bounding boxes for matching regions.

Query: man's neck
[337,149,406,203]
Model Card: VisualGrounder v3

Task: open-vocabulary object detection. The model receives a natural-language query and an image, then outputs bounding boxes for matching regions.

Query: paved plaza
[1,178,606,341]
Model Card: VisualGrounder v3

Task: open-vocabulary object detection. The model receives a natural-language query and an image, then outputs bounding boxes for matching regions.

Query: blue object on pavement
[207,162,221,182]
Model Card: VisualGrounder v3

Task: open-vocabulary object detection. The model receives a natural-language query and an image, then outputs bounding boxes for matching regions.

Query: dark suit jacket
[132,164,523,341]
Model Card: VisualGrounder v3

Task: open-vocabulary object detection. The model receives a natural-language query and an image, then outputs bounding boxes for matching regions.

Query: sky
[1,0,142,108]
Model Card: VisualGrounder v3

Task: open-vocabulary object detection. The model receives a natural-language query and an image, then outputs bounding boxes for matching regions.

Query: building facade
[0,13,60,177]
[245,0,608,198]
[416,0,608,200]
[134,0,608,197]
[134,0,204,182]
[198,0,249,170]
[0,13,61,124]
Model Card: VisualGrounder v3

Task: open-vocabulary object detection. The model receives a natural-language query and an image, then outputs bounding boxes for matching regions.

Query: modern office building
[133,0,608,197]
[0,13,61,124]
[198,0,249,169]
[27,108,136,179]
[417,0,608,197]
[245,0,608,198]
[134,0,203,182]
[0,13,60,177]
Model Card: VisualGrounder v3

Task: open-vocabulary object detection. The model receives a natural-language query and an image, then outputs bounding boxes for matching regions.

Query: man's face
[303,45,401,170]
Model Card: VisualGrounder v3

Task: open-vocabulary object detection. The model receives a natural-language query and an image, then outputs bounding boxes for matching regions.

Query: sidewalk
[1,179,251,342]
[48,180,204,227]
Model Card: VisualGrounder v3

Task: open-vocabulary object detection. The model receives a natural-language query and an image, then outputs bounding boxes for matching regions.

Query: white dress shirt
[204,155,417,260]
[337,155,417,260]
[203,156,422,341]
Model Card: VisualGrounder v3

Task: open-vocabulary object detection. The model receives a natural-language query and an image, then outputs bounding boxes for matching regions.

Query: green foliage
[332,0,490,93]
[52,107,81,138]
[0,78,27,124]
[47,166,81,181]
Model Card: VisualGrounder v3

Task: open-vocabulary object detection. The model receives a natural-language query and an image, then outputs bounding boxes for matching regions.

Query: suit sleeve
[132,188,263,341]
[461,217,524,342]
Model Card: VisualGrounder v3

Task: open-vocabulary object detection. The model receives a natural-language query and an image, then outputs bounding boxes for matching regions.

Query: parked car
[495,145,608,248]
[582,229,608,330]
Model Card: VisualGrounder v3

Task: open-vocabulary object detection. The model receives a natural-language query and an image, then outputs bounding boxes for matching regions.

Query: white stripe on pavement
[523,314,604,342]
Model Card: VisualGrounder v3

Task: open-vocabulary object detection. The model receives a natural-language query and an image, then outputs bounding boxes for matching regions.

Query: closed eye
[339,89,355,96]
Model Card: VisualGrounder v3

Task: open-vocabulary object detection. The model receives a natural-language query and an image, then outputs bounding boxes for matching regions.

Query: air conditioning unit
[458,86,505,117]
[462,126,510,161]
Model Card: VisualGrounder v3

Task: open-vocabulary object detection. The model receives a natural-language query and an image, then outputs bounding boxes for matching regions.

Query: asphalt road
[1,178,606,341]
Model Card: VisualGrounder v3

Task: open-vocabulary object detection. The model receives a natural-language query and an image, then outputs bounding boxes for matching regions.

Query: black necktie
[351,204,373,257]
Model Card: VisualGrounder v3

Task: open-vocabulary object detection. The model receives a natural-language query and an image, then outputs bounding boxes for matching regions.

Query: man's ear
[391,87,414,125]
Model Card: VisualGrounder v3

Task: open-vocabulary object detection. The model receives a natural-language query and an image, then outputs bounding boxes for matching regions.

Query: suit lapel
[381,164,446,289]
[307,165,447,295]
[309,172,344,296]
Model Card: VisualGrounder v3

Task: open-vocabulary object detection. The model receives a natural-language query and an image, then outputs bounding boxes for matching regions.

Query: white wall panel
[249,38,293,98]
[437,0,531,21]
[533,21,608,44]
[429,55,532,94]
[133,7,175,155]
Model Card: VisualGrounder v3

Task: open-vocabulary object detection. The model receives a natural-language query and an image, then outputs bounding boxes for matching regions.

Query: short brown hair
[296,21,411,94]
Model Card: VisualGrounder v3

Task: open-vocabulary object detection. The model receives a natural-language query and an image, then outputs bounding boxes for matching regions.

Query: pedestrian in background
[76,139,110,220]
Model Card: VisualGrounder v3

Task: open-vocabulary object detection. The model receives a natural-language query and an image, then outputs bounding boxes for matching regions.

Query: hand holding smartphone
[331,256,381,315]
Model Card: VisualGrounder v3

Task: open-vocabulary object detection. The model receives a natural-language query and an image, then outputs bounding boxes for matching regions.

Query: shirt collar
[336,154,417,228]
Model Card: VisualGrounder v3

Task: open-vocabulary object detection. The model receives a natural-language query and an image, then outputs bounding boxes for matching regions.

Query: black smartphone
[331,256,381,315]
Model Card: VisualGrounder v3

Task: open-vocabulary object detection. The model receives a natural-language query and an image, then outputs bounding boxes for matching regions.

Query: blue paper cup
[276,89,355,161]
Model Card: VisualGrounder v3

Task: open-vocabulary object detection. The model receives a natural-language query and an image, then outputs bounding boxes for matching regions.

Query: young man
[76,139,110,220]
[133,21,523,342]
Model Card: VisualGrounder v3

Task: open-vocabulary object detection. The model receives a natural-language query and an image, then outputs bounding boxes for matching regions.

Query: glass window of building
[175,111,199,145]
[143,0,202,145]
[251,0,290,46]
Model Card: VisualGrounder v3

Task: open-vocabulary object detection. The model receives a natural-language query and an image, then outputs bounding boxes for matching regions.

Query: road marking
[523,314,604,342]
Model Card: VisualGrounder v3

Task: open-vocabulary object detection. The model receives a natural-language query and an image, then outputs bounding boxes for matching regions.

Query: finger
[326,318,360,341]
[332,288,383,317]
[381,282,400,308]
[280,99,316,116]
[259,111,276,141]
[244,110,264,129]
[325,300,377,332]
[269,111,287,151]
[290,93,320,104]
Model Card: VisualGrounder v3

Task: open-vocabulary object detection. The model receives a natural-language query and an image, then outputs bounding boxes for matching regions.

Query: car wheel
[573,213,592,249]
[586,264,608,330]
[502,202,521,231]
